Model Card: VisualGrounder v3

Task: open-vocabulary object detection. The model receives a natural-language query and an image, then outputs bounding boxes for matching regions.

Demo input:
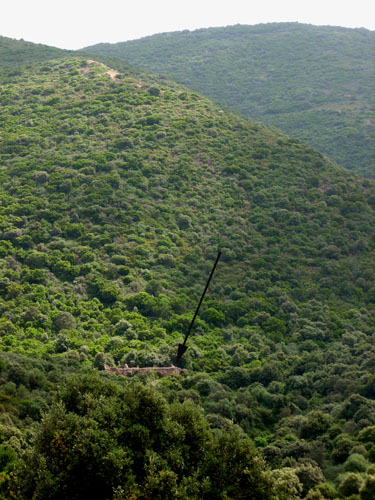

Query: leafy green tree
[53,312,76,331]
[294,462,325,497]
[300,411,331,440]
[203,307,225,327]
[304,490,325,500]
[338,473,363,497]
[344,453,369,473]
[11,374,274,500]
[270,467,302,500]
[332,435,356,464]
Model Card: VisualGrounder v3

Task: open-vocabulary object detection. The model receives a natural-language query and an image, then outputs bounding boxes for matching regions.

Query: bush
[338,473,363,497]
[269,467,302,500]
[295,462,325,497]
[344,453,369,473]
[300,411,331,440]
[54,312,76,331]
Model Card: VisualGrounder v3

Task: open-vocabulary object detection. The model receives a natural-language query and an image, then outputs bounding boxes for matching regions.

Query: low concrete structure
[104,364,188,376]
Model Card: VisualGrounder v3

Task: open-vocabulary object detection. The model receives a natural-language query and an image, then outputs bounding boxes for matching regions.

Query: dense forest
[0,41,374,499]
[83,23,375,178]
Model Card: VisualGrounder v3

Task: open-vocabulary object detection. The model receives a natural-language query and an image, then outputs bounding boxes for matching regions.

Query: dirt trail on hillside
[82,59,120,81]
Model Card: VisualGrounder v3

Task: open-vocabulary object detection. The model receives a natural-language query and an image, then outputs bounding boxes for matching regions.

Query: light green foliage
[305,490,326,500]
[270,467,303,499]
[344,454,369,473]
[315,482,337,499]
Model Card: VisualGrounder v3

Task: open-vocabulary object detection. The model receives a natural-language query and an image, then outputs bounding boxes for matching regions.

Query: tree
[344,453,369,473]
[53,312,76,331]
[201,428,274,500]
[300,411,331,440]
[270,467,302,500]
[332,435,356,463]
[11,374,275,500]
[294,462,325,497]
[338,473,363,497]
[203,307,225,326]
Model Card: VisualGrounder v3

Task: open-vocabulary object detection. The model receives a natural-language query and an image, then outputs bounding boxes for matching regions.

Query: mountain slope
[0,35,71,69]
[83,23,375,178]
[0,35,138,84]
[0,57,375,496]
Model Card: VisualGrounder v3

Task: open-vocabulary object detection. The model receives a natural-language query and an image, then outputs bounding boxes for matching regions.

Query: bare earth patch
[78,59,120,81]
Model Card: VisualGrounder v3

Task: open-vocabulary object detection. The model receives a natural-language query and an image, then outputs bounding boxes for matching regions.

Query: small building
[104,364,188,377]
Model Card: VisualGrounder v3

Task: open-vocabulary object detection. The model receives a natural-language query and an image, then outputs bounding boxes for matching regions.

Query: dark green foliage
[0,446,16,472]
[300,411,331,440]
[332,435,357,463]
[11,374,274,500]
[83,23,375,177]
[0,36,71,71]
[339,473,363,497]
[294,462,325,497]
[0,35,137,82]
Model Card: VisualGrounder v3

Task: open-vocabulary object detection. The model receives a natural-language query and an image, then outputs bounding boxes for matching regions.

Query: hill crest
[83,22,375,178]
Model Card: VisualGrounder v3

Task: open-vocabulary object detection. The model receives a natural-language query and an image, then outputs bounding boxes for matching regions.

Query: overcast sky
[1,0,374,50]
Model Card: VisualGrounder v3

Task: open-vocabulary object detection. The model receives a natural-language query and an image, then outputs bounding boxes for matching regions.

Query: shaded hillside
[83,23,375,178]
[0,57,375,497]
[0,35,71,69]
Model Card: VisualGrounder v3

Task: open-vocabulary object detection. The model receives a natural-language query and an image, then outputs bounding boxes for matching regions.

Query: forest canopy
[0,52,374,499]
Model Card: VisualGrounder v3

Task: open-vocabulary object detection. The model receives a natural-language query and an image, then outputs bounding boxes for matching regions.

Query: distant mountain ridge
[83,23,375,178]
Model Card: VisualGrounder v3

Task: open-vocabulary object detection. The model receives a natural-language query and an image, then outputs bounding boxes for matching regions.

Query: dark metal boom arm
[177,251,221,362]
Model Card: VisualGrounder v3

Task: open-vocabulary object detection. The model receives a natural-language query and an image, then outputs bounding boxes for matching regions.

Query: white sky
[1,0,374,50]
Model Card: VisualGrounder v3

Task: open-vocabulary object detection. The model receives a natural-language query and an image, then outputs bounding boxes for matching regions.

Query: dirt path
[106,68,120,81]
[82,59,120,81]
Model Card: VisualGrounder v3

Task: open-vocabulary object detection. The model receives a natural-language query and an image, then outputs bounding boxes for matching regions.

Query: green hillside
[83,23,375,178]
[0,35,72,69]
[0,35,137,85]
[0,56,375,498]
